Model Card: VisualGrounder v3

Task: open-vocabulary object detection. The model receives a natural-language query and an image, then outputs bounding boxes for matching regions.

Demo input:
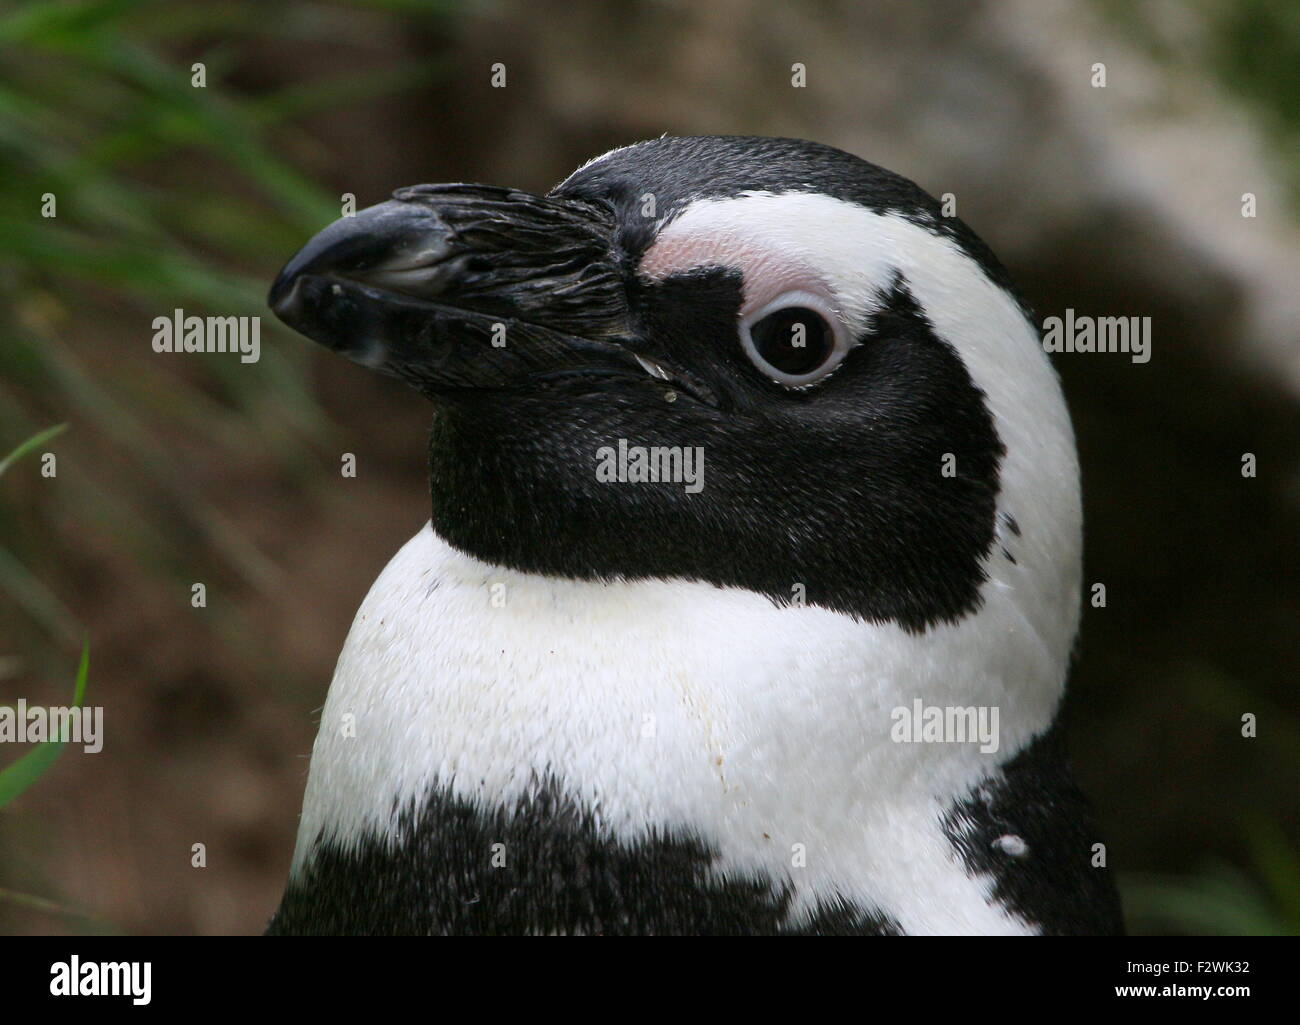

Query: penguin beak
[267,185,636,394]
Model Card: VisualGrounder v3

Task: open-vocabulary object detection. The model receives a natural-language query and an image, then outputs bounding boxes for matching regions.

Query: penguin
[264,135,1123,935]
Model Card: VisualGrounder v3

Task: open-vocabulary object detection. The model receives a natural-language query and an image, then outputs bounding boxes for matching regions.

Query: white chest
[292,523,1066,934]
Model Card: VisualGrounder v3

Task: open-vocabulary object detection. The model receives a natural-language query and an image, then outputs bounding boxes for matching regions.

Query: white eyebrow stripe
[638,229,837,317]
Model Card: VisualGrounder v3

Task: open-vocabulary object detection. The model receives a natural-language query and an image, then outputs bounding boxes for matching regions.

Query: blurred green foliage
[1123,822,1300,936]
[1078,0,1300,939]
[1119,663,1300,935]
[0,0,451,665]
[0,632,88,810]
[0,0,452,931]
[1097,0,1300,205]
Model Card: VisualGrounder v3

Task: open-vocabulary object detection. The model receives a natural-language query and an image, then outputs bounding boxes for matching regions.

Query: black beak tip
[266,234,330,332]
[267,198,450,331]
[267,266,297,320]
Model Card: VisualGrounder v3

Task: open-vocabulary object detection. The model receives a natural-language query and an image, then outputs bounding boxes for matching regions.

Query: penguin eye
[739,291,850,387]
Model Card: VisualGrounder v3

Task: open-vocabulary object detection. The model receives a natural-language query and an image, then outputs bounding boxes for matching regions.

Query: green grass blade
[0,638,89,808]
[0,422,67,478]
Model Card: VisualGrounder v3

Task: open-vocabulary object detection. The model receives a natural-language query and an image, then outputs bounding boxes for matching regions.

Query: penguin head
[270,136,1079,642]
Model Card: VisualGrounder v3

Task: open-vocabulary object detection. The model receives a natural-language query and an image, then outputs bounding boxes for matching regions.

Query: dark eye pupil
[750,307,832,375]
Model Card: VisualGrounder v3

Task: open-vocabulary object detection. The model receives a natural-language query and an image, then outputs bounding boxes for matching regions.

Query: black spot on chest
[943,721,1125,935]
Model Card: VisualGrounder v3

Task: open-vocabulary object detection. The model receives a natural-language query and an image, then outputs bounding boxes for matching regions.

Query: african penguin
[265,135,1123,935]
